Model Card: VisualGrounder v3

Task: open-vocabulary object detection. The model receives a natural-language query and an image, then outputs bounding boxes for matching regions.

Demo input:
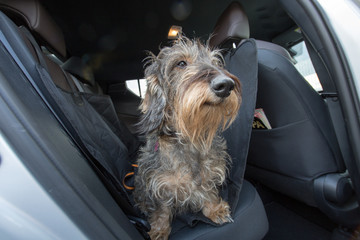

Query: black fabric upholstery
[0,9,147,232]
[170,180,268,240]
[1,2,268,237]
[209,0,344,207]
[0,11,145,239]
[222,39,259,211]
[247,44,343,206]
[256,40,296,64]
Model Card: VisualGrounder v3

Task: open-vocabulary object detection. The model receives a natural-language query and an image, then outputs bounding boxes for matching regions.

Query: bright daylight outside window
[291,41,323,92]
[126,79,147,98]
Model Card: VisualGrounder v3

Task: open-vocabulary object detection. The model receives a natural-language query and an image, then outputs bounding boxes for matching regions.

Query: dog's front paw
[148,207,172,240]
[202,199,233,225]
[149,228,171,240]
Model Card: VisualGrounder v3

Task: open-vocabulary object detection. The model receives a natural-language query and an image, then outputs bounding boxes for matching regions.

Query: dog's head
[139,36,242,149]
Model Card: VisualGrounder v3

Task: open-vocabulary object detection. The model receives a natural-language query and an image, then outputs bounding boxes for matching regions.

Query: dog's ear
[137,58,166,134]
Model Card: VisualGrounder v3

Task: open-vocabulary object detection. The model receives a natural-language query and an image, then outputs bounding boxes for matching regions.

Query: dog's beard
[174,81,240,151]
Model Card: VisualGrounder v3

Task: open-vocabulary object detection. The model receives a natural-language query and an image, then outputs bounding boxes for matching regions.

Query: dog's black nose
[211,76,235,98]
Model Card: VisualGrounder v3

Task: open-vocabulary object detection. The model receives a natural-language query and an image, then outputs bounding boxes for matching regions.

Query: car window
[290,41,323,92]
[126,79,147,98]
[42,46,64,65]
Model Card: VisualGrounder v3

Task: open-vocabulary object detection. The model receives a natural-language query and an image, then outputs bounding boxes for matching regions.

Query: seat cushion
[169,180,268,240]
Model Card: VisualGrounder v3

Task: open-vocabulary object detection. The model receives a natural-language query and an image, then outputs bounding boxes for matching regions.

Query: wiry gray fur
[134,36,241,240]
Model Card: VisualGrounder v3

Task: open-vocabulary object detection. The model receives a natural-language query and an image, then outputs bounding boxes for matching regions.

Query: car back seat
[0,0,141,177]
[0,11,149,240]
[0,0,148,234]
[0,1,269,239]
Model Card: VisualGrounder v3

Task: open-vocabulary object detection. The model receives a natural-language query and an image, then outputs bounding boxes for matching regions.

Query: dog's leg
[202,196,233,225]
[148,206,172,240]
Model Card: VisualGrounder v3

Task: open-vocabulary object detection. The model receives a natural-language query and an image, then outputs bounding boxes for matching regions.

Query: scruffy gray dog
[134,36,242,240]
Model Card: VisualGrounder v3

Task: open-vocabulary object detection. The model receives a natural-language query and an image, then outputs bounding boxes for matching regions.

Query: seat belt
[305,39,355,182]
[322,95,353,170]
[0,27,150,237]
[303,39,350,171]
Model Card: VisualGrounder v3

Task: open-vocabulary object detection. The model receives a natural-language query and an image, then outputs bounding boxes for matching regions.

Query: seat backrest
[0,1,148,234]
[248,39,345,205]
[1,0,141,176]
[210,1,346,207]
[209,2,259,214]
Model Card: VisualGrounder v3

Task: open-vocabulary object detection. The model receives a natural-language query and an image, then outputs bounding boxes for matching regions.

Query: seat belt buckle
[128,215,151,239]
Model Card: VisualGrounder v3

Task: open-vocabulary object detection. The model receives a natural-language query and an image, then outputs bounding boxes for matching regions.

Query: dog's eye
[177,61,187,68]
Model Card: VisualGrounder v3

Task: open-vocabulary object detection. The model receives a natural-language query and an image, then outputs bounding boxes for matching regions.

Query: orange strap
[122,164,138,190]
[123,172,135,190]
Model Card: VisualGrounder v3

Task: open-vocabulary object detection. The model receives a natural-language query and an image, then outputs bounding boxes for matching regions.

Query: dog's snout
[211,76,235,98]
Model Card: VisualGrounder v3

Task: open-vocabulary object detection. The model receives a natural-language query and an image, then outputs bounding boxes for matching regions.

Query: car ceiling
[42,0,295,82]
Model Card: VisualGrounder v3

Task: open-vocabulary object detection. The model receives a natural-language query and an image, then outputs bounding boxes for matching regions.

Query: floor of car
[249,180,337,240]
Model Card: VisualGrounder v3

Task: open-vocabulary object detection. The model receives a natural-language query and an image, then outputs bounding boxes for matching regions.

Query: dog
[134,36,242,240]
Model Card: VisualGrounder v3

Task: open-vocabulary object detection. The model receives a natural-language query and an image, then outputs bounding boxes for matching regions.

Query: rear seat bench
[0,1,269,239]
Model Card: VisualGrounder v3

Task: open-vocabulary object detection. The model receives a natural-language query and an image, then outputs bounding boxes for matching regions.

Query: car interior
[0,0,359,239]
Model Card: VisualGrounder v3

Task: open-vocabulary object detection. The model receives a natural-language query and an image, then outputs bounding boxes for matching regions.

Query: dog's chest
[137,136,229,210]
[159,142,227,186]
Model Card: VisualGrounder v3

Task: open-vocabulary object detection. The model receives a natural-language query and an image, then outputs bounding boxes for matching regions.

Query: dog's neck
[153,131,223,157]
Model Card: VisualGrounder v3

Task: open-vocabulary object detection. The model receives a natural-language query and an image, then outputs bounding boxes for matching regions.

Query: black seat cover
[210,2,345,207]
[0,1,268,238]
[170,181,267,240]
[247,43,343,205]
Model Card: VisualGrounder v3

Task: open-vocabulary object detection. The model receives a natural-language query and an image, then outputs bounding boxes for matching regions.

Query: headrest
[209,2,250,48]
[62,57,96,86]
[0,0,66,58]
[256,40,296,64]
